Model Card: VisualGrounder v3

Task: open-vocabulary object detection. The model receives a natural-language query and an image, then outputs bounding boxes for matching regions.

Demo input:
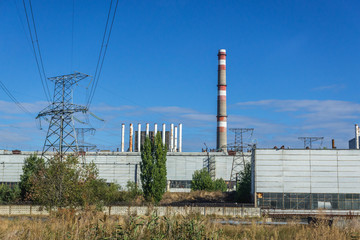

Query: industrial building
[0,150,250,192]
[253,149,360,210]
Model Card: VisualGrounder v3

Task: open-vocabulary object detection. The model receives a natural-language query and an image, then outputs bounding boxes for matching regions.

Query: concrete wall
[0,205,260,217]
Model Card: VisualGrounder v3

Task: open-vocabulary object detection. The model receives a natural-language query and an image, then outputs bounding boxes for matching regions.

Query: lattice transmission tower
[298,137,324,149]
[76,127,96,151]
[36,72,90,160]
[228,128,254,187]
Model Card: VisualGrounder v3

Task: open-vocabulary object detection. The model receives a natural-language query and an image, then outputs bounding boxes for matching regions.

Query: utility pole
[36,72,90,160]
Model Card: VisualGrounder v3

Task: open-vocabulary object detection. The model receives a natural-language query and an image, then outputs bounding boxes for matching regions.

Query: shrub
[191,168,214,191]
[0,184,20,203]
[30,155,118,209]
[213,178,227,192]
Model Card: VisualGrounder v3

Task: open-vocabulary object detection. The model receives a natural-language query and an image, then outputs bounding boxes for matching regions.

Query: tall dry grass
[0,209,359,239]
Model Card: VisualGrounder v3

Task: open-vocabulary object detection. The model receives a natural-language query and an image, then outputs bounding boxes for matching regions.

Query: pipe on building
[154,124,158,137]
[121,123,125,152]
[356,124,359,149]
[129,123,133,152]
[146,123,149,137]
[174,126,178,152]
[162,124,166,145]
[217,49,227,152]
[138,123,141,152]
[179,123,182,152]
[170,124,174,152]
[332,139,336,149]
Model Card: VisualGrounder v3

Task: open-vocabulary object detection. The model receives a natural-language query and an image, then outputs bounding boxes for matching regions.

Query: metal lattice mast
[298,137,324,149]
[228,128,254,185]
[75,127,96,151]
[36,72,90,160]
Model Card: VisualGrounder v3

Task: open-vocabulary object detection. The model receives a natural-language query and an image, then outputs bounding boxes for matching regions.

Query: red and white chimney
[217,49,227,151]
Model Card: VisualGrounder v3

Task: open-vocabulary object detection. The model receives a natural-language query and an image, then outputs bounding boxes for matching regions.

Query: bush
[30,155,119,209]
[213,178,227,192]
[126,181,142,200]
[191,168,214,191]
[0,184,20,203]
[191,169,228,192]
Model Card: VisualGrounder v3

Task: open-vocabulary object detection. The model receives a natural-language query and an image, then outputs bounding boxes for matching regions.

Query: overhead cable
[22,0,51,102]
[0,80,33,117]
[86,0,119,108]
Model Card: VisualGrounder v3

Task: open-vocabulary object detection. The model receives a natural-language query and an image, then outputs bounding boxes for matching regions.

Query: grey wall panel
[255,149,360,195]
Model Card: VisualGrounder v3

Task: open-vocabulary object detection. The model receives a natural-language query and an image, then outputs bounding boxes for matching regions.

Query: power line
[71,0,75,72]
[22,0,51,102]
[0,80,33,117]
[87,0,119,108]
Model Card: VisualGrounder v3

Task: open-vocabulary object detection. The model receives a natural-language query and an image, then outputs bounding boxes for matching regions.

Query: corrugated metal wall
[0,152,237,189]
[255,149,360,194]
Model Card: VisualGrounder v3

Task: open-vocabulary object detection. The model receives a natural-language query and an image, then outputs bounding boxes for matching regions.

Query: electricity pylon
[228,128,254,187]
[36,72,90,160]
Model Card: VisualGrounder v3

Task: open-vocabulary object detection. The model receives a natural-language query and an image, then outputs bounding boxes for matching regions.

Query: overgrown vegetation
[19,154,44,201]
[0,210,358,240]
[0,184,20,203]
[191,168,227,192]
[140,132,167,204]
[236,162,252,203]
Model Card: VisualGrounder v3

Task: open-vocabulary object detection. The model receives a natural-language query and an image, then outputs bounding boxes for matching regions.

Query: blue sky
[1,0,360,151]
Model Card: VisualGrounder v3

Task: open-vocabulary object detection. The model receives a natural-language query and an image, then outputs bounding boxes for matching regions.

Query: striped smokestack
[217,49,227,151]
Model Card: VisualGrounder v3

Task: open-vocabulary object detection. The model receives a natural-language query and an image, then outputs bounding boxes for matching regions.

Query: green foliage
[213,178,227,192]
[191,169,228,192]
[140,132,167,204]
[191,168,214,191]
[0,184,20,203]
[236,162,252,202]
[125,181,142,200]
[30,155,118,209]
[19,154,45,200]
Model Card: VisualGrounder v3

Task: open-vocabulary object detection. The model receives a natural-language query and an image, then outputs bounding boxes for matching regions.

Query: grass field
[0,209,359,239]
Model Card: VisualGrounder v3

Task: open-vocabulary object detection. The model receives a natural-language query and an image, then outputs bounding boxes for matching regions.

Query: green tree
[191,168,214,191]
[30,155,115,209]
[140,132,167,204]
[153,133,167,203]
[236,162,252,202]
[19,154,45,200]
[213,178,227,192]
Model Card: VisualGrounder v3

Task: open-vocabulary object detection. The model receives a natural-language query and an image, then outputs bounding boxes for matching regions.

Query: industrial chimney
[217,49,227,151]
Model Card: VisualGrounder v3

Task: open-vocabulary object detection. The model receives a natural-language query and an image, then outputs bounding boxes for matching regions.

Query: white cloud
[148,106,196,114]
[0,100,47,114]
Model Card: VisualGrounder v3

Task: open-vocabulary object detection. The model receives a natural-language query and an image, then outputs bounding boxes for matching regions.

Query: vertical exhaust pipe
[174,126,178,152]
[121,123,125,152]
[356,124,359,149]
[217,49,227,152]
[154,123,158,137]
[146,123,149,137]
[170,123,174,152]
[138,123,141,152]
[162,123,166,146]
[179,123,182,152]
[129,123,133,152]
